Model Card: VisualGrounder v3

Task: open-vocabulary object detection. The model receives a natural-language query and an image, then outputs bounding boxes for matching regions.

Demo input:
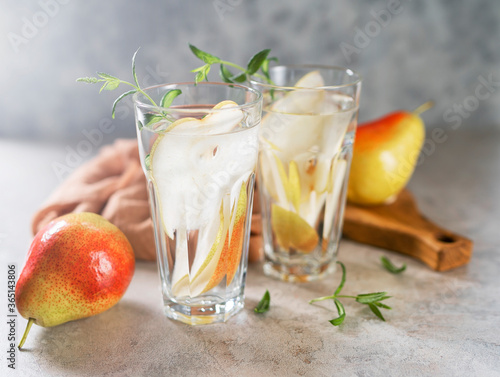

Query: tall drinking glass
[251,66,361,282]
[134,83,262,324]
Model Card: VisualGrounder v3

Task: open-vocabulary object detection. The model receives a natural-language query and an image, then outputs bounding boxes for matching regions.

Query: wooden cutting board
[342,189,473,271]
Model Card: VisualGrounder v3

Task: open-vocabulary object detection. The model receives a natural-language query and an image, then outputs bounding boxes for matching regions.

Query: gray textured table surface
[1,129,499,377]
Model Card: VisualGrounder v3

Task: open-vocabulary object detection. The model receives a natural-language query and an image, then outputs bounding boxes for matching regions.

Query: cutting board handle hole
[435,234,456,243]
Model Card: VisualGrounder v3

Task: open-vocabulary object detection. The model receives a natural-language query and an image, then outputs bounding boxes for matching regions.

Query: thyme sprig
[77,48,181,119]
[309,262,392,326]
[189,44,277,85]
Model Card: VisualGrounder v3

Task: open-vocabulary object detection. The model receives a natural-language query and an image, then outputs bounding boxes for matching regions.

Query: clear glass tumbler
[134,83,262,324]
[250,65,361,282]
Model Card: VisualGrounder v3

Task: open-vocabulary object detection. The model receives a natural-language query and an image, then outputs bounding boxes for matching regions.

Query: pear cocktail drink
[134,83,262,324]
[251,66,361,282]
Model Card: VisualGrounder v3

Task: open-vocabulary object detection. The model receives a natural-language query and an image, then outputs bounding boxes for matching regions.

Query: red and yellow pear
[16,213,135,349]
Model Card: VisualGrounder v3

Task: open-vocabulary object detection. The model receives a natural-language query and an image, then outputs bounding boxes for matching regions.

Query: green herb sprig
[309,262,392,326]
[189,44,277,85]
[381,256,407,274]
[254,290,271,313]
[77,48,181,119]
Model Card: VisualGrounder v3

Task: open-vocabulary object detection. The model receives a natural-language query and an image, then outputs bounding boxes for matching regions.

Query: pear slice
[259,149,289,208]
[187,175,250,296]
[260,71,326,156]
[271,204,319,253]
[171,196,230,297]
[288,160,301,213]
[270,70,325,114]
[169,177,252,298]
[162,100,243,135]
[224,180,248,284]
[322,159,347,242]
[295,70,326,88]
[188,196,230,297]
[202,177,249,292]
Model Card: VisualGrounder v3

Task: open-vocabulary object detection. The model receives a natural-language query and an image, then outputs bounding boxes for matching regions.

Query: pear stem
[18,318,35,350]
[413,101,434,116]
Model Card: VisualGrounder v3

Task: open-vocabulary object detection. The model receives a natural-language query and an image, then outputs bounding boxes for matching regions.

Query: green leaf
[368,303,386,321]
[378,295,392,302]
[191,65,207,73]
[334,261,347,296]
[145,154,151,170]
[112,90,137,119]
[76,77,101,84]
[137,120,144,131]
[261,56,278,77]
[189,44,221,64]
[381,256,407,274]
[329,298,346,326]
[193,65,211,84]
[232,72,247,83]
[104,80,120,91]
[194,71,204,84]
[219,64,234,83]
[144,113,164,127]
[160,89,182,108]
[374,302,392,310]
[97,72,121,93]
[201,66,211,81]
[132,47,140,87]
[97,72,119,80]
[254,290,271,313]
[246,49,271,75]
[355,292,388,304]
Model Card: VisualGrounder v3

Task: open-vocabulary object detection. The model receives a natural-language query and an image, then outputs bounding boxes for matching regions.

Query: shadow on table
[24,300,157,374]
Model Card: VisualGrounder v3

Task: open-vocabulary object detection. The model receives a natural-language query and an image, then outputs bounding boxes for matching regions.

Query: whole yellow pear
[347,104,431,205]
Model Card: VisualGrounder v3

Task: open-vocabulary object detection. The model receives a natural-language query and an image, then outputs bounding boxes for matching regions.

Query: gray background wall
[1,0,499,143]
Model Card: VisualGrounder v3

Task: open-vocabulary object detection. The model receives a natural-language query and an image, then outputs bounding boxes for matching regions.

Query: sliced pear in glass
[163,117,200,133]
[298,190,326,228]
[259,149,289,208]
[322,159,347,243]
[295,70,326,88]
[150,100,247,298]
[170,196,230,297]
[270,70,325,114]
[261,146,325,227]
[287,160,301,213]
[203,178,249,291]
[260,71,326,160]
[170,207,225,297]
[149,99,244,234]
[259,150,303,212]
[162,100,243,135]
[261,113,324,162]
[259,71,354,255]
[188,196,230,297]
[271,204,319,253]
[203,101,244,135]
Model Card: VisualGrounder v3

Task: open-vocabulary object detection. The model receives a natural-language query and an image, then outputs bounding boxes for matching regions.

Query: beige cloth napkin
[32,139,264,263]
